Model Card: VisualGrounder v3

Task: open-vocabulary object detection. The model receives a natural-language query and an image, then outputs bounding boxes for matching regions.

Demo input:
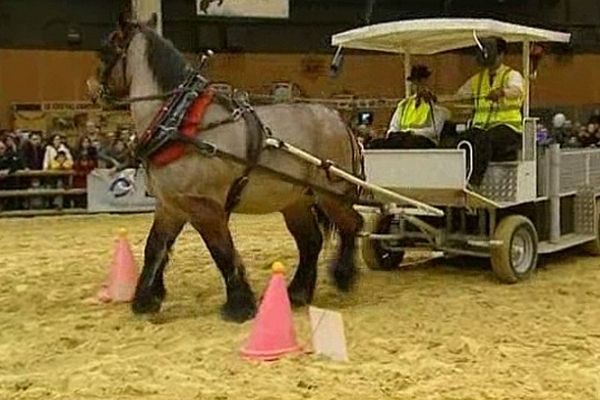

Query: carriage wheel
[361,214,405,271]
[491,215,538,284]
[582,199,600,255]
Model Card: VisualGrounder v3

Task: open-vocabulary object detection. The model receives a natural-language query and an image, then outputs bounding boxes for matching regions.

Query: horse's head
[87,10,158,103]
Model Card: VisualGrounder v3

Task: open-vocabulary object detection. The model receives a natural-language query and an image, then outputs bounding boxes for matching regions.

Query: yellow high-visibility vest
[471,64,523,133]
[396,95,431,130]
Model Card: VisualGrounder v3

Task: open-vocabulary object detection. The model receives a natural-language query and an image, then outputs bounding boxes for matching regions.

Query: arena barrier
[0,170,85,217]
[86,168,156,213]
[0,168,156,217]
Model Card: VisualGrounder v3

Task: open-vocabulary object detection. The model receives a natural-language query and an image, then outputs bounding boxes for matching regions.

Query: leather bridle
[98,22,217,105]
[98,26,139,102]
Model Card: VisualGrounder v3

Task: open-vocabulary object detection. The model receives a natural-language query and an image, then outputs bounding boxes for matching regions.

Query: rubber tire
[491,215,538,284]
[582,199,600,256]
[361,214,405,271]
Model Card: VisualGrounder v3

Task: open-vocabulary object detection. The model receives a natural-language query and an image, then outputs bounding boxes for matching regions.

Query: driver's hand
[419,89,437,103]
[487,88,505,102]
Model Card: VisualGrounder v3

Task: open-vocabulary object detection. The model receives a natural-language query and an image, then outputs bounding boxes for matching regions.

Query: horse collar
[135,71,211,162]
[132,71,267,215]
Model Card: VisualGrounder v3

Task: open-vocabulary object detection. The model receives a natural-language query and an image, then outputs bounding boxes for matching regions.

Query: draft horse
[94,14,364,322]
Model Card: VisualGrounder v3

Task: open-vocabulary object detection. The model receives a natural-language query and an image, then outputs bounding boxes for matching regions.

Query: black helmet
[475,36,507,67]
[407,64,432,82]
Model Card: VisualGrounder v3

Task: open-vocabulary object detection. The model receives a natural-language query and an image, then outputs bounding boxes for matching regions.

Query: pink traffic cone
[240,262,302,361]
[96,228,138,303]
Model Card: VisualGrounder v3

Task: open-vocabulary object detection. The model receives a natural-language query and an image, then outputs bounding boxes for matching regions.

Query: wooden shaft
[264,137,444,217]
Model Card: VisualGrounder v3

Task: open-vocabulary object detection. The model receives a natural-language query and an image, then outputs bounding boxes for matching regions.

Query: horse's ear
[146,13,158,30]
[117,9,132,32]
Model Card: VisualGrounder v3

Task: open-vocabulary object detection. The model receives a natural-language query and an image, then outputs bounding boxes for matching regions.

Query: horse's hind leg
[317,196,363,291]
[132,205,186,314]
[187,197,256,323]
[281,198,323,307]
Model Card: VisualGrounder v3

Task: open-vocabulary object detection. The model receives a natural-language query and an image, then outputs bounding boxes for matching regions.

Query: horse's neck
[126,32,230,135]
[127,33,164,135]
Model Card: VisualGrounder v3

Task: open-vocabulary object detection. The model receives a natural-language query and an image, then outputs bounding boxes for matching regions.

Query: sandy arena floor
[1,213,599,400]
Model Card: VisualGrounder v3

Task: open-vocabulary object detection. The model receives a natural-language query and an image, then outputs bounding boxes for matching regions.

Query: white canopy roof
[331,18,571,55]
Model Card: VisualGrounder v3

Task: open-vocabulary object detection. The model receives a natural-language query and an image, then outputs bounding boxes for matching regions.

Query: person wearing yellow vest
[455,36,524,186]
[368,65,447,149]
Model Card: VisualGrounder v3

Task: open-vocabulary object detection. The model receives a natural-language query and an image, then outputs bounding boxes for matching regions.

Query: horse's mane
[142,28,188,92]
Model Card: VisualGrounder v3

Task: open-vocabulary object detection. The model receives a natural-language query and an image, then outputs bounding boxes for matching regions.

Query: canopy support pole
[404,52,411,98]
[522,40,530,118]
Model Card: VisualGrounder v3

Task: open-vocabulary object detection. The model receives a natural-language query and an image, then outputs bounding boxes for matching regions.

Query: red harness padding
[149,90,215,167]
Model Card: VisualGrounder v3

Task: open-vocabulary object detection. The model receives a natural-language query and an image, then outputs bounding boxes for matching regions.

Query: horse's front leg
[187,196,256,323]
[132,205,186,314]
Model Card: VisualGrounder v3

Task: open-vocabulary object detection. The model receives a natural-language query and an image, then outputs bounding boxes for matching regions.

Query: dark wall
[162,0,600,53]
[0,0,128,49]
[0,0,599,52]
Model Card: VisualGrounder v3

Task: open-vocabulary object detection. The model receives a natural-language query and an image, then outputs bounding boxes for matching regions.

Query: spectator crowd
[0,121,137,211]
[537,109,600,148]
[353,108,600,151]
[3,108,600,213]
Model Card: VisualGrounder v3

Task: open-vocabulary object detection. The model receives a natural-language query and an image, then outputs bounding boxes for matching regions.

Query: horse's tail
[312,203,336,244]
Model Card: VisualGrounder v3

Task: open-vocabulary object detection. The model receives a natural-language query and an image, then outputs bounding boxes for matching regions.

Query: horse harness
[128,71,369,214]
[133,70,266,216]
[100,26,368,212]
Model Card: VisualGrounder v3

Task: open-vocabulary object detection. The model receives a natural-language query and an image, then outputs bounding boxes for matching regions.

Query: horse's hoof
[154,285,167,302]
[220,300,256,323]
[331,266,357,292]
[220,284,257,323]
[132,292,163,314]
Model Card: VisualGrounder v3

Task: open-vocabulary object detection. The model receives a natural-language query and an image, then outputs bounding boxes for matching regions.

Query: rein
[110,89,182,105]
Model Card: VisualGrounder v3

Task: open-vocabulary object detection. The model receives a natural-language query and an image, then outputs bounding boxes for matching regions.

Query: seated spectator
[580,124,598,147]
[21,132,46,210]
[576,125,594,148]
[550,113,567,146]
[4,133,20,155]
[72,136,98,208]
[588,109,600,125]
[85,121,106,150]
[49,150,73,171]
[48,150,73,209]
[15,129,30,144]
[593,128,600,148]
[43,134,73,170]
[21,132,45,170]
[0,139,24,210]
[564,130,581,148]
[105,138,132,169]
[73,136,98,176]
[0,139,24,174]
[536,123,551,145]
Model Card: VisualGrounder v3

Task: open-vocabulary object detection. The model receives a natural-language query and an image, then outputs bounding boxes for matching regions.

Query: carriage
[330,18,600,283]
[97,14,600,323]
